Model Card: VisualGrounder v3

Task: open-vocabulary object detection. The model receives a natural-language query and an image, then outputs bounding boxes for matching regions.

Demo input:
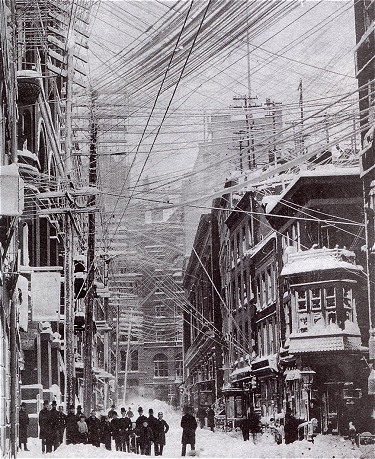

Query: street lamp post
[300,369,316,423]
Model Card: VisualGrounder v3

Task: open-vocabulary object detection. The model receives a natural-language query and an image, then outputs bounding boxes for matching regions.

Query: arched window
[153,353,168,377]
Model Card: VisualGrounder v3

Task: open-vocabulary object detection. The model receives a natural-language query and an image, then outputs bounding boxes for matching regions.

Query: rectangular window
[262,272,267,306]
[236,233,241,259]
[242,226,247,253]
[256,276,261,308]
[243,270,248,304]
[296,290,307,312]
[310,288,321,310]
[231,239,235,268]
[155,304,164,317]
[267,267,272,304]
[248,220,253,248]
[343,286,353,321]
[154,359,168,377]
[325,287,336,309]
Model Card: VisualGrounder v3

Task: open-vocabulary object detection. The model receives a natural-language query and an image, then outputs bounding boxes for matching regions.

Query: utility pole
[298,79,305,154]
[64,27,76,409]
[83,90,98,415]
[122,315,132,407]
[115,302,120,405]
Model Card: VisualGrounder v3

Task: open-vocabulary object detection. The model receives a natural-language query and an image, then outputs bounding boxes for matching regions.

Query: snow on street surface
[18,399,374,459]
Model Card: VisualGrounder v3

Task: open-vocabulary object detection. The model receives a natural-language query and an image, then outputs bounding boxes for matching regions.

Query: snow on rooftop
[262,165,359,215]
[281,253,362,276]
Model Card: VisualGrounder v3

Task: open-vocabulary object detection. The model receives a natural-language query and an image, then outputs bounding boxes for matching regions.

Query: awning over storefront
[229,365,251,379]
[285,369,301,381]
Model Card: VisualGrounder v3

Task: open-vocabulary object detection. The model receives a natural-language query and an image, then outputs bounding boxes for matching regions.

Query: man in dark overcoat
[154,411,169,456]
[86,410,101,447]
[65,405,78,444]
[57,406,66,446]
[19,402,30,451]
[49,400,60,450]
[181,406,197,456]
[39,400,51,453]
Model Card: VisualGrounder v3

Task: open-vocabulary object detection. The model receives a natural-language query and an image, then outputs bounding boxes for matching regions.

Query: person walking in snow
[19,402,30,451]
[108,404,116,420]
[136,420,154,456]
[86,410,101,447]
[66,405,78,444]
[39,400,52,453]
[348,421,357,445]
[119,407,133,452]
[126,406,134,419]
[49,400,60,451]
[154,411,169,456]
[206,407,215,432]
[135,406,148,453]
[100,415,112,450]
[197,406,206,429]
[77,414,88,444]
[111,411,123,451]
[57,405,66,447]
[181,406,197,456]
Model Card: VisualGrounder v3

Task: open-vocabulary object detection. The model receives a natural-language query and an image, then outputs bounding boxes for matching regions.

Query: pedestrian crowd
[27,400,170,455]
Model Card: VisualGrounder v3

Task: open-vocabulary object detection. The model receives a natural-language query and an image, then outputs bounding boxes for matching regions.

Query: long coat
[66,413,79,443]
[136,425,153,447]
[38,407,51,440]
[206,408,215,428]
[154,419,169,445]
[19,408,29,443]
[86,416,101,445]
[181,414,197,445]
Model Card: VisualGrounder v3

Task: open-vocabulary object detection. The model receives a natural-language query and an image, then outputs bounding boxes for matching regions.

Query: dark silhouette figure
[135,407,148,453]
[108,404,116,419]
[100,415,112,450]
[197,406,206,429]
[66,405,78,444]
[19,402,29,451]
[240,411,261,442]
[284,412,300,444]
[86,410,101,447]
[49,401,60,451]
[39,400,51,453]
[136,420,153,456]
[57,406,66,446]
[154,411,169,456]
[206,407,215,432]
[181,406,197,456]
[119,408,132,452]
[111,411,123,451]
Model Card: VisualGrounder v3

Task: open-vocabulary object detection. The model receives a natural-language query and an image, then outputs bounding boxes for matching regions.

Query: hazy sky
[86,1,358,183]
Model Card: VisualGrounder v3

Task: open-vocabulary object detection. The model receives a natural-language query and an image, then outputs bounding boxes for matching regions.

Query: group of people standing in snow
[36,401,170,455]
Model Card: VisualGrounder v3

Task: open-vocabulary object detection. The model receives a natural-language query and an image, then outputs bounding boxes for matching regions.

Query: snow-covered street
[17,399,374,459]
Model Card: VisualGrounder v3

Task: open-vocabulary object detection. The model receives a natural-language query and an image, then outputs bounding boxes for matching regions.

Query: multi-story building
[103,189,185,408]
[183,214,223,411]
[265,167,370,434]
[11,0,97,436]
[354,0,375,398]
[0,1,22,455]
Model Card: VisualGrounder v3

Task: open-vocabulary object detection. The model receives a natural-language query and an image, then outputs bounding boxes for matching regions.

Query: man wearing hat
[19,402,29,451]
[65,405,78,445]
[39,400,51,453]
[135,407,148,453]
[154,412,169,456]
[86,410,101,447]
[49,400,60,451]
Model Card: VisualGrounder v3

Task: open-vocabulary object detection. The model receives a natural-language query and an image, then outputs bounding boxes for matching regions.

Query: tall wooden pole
[64,28,76,409]
[83,92,97,415]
